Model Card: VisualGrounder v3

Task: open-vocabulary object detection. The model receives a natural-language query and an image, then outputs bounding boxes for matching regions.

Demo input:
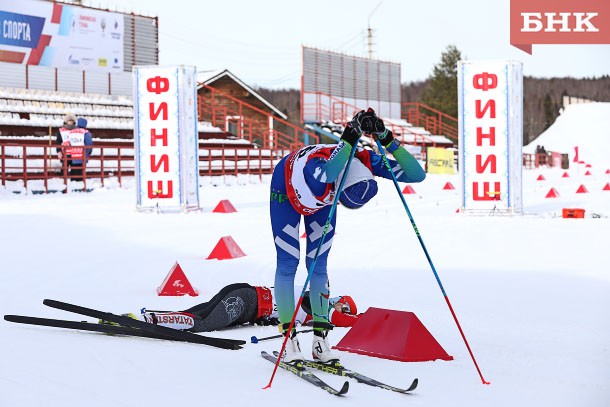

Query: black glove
[255,316,280,326]
[340,123,360,147]
[350,108,377,134]
[375,129,395,147]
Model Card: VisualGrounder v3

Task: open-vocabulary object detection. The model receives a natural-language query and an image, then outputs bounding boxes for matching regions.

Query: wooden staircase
[197,84,319,150]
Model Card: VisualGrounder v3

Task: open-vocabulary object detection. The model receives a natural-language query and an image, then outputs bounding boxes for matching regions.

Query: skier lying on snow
[109,283,360,333]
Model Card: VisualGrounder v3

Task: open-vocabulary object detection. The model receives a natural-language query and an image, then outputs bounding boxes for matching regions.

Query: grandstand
[0,1,459,193]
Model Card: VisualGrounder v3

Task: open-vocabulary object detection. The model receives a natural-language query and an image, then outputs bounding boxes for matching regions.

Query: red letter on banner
[148,180,173,199]
[150,155,169,173]
[149,102,168,120]
[473,182,501,201]
[476,155,497,173]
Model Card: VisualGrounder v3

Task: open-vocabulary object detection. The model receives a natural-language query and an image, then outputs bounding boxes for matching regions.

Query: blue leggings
[270,156,336,326]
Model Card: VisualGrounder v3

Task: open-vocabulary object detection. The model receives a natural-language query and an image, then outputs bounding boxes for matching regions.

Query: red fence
[0,140,289,193]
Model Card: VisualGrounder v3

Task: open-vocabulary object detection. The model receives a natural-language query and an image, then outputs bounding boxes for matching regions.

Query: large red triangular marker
[545,188,559,198]
[536,174,545,181]
[157,262,199,296]
[213,199,237,213]
[576,185,588,194]
[442,182,455,190]
[402,185,416,194]
[603,183,610,191]
[334,307,453,362]
[206,236,246,260]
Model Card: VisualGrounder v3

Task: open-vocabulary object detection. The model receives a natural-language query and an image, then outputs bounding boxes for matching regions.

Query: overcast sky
[100,0,610,89]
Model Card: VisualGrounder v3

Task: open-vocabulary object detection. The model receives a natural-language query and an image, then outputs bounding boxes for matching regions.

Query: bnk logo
[510,0,610,54]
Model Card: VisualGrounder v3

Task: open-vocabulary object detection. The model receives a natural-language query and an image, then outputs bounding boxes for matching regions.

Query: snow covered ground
[1,164,608,406]
[1,103,609,406]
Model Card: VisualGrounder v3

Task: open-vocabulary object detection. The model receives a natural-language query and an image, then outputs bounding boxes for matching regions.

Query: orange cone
[213,199,237,213]
[442,182,455,190]
[545,188,559,198]
[157,262,199,296]
[576,185,588,193]
[206,236,246,260]
[402,185,416,194]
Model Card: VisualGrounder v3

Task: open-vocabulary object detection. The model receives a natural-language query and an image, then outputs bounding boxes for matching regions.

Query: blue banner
[0,11,45,48]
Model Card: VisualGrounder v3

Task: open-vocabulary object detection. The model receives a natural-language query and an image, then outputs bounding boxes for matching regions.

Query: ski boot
[281,323,304,364]
[312,322,339,363]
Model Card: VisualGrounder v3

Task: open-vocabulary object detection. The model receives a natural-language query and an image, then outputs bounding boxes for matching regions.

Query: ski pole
[375,139,490,385]
[251,329,313,344]
[264,142,359,390]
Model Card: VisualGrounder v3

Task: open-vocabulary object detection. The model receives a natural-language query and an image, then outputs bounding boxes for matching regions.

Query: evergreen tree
[421,45,462,118]
[543,93,559,130]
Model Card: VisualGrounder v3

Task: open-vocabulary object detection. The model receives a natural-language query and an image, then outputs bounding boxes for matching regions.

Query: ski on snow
[41,299,245,350]
[5,314,177,340]
[4,299,245,350]
[261,351,349,396]
[272,351,417,394]
[4,314,207,343]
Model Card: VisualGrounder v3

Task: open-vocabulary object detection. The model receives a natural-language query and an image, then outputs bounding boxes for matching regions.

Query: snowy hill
[524,102,610,170]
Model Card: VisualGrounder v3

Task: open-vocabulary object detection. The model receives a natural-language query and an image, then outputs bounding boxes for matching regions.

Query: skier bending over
[270,108,426,364]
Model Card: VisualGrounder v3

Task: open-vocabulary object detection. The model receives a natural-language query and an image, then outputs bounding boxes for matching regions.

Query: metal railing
[198,84,319,149]
[402,102,458,142]
[0,140,291,193]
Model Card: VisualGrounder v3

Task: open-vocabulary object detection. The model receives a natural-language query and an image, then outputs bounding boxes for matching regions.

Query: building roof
[197,69,287,120]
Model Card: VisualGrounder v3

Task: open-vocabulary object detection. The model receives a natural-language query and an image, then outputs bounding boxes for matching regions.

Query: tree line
[257,45,610,146]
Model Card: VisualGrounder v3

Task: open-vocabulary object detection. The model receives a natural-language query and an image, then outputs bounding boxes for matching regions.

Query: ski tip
[251,336,259,344]
[407,378,418,391]
[338,381,349,395]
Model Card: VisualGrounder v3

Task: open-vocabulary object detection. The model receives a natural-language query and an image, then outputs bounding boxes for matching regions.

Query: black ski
[273,351,417,394]
[261,351,349,396]
[4,314,203,343]
[42,299,245,350]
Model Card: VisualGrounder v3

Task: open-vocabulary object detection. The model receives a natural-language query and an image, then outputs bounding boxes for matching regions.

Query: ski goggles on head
[339,302,350,313]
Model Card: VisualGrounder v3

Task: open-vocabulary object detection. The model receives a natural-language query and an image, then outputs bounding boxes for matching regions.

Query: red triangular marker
[584,171,592,176]
[213,200,237,213]
[442,182,455,190]
[157,262,199,296]
[576,185,588,194]
[206,236,246,260]
[603,183,610,191]
[334,307,453,362]
[536,174,545,181]
[562,172,570,178]
[402,185,416,194]
[545,188,559,198]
